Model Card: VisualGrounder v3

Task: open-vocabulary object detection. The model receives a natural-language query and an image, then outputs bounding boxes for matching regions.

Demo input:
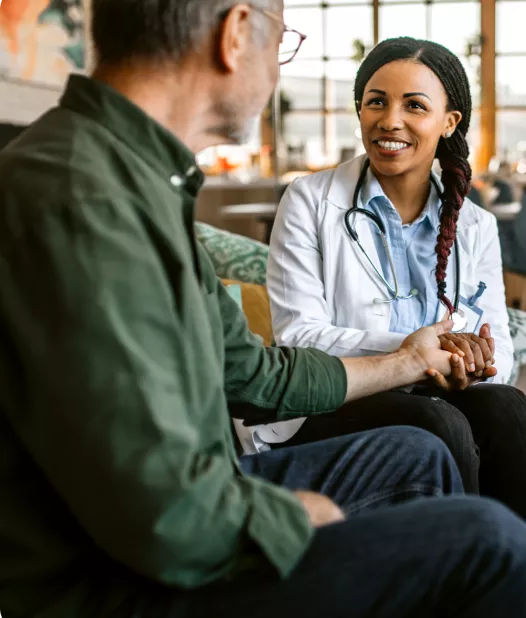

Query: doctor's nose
[377,109,404,132]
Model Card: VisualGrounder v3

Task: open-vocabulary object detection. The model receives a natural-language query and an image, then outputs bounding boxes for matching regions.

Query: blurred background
[0,0,525,275]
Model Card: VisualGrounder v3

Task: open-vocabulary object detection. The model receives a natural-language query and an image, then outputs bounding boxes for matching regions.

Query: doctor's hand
[401,320,460,379]
[427,350,498,392]
[438,325,495,376]
[294,491,345,528]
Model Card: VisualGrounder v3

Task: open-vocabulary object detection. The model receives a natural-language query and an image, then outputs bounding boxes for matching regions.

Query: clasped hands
[433,323,497,390]
[403,322,497,392]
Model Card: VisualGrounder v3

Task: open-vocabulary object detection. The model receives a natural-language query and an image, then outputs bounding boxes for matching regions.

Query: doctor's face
[359,60,461,179]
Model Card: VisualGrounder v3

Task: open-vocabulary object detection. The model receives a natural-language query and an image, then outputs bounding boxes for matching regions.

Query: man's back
[0,75,225,618]
[0,76,331,618]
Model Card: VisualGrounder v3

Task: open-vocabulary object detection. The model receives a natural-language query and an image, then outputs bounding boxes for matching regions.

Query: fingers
[467,339,485,373]
[426,369,451,391]
[450,353,469,387]
[470,335,493,366]
[479,324,496,359]
[440,338,466,358]
[452,338,475,372]
[435,320,454,336]
[486,337,495,360]
[482,366,498,379]
[479,323,491,339]
[426,354,469,392]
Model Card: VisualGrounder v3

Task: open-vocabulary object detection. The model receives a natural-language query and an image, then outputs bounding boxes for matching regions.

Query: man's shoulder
[0,108,114,202]
[0,108,171,240]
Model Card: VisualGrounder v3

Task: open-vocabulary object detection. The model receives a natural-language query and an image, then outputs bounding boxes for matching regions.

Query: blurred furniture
[504,270,526,311]
[257,211,278,244]
[490,202,522,221]
[195,176,286,230]
[500,191,526,309]
[219,203,278,242]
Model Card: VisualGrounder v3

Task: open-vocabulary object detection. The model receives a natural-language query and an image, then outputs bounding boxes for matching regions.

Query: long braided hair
[354,37,472,314]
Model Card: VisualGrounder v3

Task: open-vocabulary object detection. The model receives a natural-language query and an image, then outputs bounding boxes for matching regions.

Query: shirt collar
[362,168,441,230]
[59,75,205,196]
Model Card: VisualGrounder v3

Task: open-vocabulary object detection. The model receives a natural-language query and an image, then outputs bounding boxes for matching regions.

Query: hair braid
[434,132,472,313]
[354,37,473,314]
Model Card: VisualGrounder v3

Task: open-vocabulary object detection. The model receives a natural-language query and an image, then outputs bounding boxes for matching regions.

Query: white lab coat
[234,155,514,454]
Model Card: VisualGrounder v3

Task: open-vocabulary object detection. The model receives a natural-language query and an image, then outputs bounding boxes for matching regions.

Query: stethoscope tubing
[344,158,460,311]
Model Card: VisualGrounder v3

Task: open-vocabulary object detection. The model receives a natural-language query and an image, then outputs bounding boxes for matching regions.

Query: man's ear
[218,4,252,73]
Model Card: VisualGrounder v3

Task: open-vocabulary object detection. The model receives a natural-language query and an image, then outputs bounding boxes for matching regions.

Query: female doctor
[266,37,526,517]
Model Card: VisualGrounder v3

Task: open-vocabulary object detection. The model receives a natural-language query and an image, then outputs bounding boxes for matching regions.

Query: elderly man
[0,2,526,617]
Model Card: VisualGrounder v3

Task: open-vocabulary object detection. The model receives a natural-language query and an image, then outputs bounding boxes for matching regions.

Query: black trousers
[281,384,526,519]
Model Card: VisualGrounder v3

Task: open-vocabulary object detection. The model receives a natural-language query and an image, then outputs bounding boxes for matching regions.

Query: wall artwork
[0,0,85,87]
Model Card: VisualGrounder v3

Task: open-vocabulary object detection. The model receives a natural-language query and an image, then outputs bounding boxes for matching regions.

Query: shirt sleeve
[0,197,314,588]
[199,246,348,425]
[267,179,406,356]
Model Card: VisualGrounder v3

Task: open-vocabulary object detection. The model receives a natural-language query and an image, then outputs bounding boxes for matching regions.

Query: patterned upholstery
[196,222,526,385]
[195,222,268,285]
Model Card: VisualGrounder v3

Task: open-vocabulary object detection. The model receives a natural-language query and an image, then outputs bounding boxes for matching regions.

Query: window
[281,0,481,171]
[496,0,526,159]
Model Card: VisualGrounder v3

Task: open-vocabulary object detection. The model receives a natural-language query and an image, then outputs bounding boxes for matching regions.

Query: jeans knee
[388,425,448,452]
[386,426,458,469]
[463,497,526,555]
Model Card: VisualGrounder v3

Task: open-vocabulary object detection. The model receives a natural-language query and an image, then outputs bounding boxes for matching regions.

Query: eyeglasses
[248,5,307,66]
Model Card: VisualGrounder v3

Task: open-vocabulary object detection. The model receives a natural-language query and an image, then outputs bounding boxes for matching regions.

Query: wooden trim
[373,0,379,46]
[476,0,496,172]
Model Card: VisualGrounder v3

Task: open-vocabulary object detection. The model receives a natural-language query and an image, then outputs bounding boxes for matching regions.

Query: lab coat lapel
[327,155,393,305]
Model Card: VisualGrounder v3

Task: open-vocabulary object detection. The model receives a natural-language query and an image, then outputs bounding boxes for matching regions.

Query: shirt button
[170,174,183,187]
[186,165,197,177]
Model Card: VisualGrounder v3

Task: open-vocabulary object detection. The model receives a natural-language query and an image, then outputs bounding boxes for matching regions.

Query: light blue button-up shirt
[362,170,443,335]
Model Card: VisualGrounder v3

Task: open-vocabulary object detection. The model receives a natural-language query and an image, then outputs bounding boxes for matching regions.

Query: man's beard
[206,101,259,145]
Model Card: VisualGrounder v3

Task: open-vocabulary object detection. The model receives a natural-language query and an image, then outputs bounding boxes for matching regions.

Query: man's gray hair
[92,0,279,65]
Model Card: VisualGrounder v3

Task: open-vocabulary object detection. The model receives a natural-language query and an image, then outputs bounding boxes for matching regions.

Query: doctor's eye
[406,100,427,112]
[365,97,386,107]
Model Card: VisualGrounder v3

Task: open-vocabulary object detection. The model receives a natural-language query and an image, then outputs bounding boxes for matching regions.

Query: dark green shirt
[0,76,347,618]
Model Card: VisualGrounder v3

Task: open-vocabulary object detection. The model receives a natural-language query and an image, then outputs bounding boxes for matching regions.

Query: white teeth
[377,141,410,151]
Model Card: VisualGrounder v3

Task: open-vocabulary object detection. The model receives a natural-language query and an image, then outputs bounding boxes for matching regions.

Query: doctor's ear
[443,110,462,139]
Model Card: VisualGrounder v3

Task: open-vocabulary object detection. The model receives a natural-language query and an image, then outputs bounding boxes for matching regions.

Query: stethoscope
[344,158,464,330]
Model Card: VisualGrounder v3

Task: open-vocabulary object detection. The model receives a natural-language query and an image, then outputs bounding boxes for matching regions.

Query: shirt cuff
[280,348,348,418]
[241,476,314,578]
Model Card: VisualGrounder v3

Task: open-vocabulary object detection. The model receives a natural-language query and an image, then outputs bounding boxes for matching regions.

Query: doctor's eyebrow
[365,89,432,102]
[403,92,432,101]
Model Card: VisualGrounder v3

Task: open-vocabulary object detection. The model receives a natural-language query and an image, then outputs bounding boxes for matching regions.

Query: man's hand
[294,491,345,528]
[438,323,495,375]
[400,320,459,379]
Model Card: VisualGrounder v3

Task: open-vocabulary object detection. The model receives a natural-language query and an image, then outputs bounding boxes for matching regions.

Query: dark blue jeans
[135,427,526,617]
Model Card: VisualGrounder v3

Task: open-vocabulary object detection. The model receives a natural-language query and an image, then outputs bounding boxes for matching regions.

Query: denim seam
[344,484,443,515]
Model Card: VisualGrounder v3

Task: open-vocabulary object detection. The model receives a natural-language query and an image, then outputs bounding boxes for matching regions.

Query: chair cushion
[196,222,268,285]
[222,279,273,347]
